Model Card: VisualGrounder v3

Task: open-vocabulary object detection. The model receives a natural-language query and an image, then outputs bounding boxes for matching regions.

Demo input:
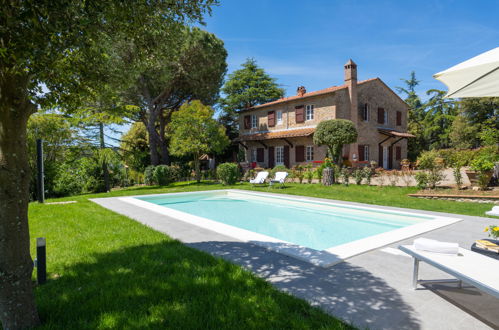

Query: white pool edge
[118,189,463,268]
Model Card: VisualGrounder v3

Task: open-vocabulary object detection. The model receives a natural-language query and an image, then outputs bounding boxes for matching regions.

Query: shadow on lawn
[35,241,348,329]
[188,241,421,330]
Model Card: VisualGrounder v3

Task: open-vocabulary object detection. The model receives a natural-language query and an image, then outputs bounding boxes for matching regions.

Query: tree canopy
[122,26,227,165]
[169,101,229,182]
[313,119,358,166]
[218,58,284,138]
[0,1,217,328]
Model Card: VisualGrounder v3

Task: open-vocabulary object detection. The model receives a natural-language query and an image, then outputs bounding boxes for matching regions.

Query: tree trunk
[194,155,201,183]
[98,122,110,192]
[158,112,169,165]
[0,73,40,329]
[146,106,160,166]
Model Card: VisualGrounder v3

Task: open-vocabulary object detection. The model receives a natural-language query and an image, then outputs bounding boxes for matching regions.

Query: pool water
[136,191,433,251]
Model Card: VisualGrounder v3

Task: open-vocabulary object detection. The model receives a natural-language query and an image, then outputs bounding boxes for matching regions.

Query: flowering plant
[484,225,499,239]
[324,157,333,168]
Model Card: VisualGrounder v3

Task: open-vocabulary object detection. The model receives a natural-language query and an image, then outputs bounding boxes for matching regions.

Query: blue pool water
[136,191,432,250]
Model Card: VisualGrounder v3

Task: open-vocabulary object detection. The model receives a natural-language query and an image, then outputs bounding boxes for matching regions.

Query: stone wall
[239,79,410,169]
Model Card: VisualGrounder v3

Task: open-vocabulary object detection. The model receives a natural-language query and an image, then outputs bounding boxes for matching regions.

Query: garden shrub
[52,163,86,197]
[304,165,314,183]
[292,165,305,183]
[352,167,364,185]
[315,164,324,182]
[362,167,373,185]
[340,168,350,186]
[417,150,445,189]
[144,165,156,185]
[217,162,240,185]
[414,172,429,190]
[154,165,178,186]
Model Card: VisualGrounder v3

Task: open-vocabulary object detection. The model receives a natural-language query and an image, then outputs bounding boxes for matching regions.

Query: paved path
[92,194,499,330]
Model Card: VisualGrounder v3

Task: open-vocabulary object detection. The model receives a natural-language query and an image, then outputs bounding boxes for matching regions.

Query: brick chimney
[296,86,306,96]
[344,59,358,161]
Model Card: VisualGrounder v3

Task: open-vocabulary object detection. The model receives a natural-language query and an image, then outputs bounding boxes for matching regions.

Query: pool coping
[114,189,463,268]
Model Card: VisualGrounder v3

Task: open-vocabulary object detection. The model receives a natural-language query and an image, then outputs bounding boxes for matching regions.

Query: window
[275,146,284,164]
[251,149,257,162]
[306,146,314,161]
[362,103,370,122]
[396,111,402,126]
[383,110,388,125]
[358,145,369,161]
[251,115,257,128]
[277,111,283,124]
[305,105,314,121]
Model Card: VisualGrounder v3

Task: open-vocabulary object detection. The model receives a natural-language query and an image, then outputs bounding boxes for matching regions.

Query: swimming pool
[121,190,462,267]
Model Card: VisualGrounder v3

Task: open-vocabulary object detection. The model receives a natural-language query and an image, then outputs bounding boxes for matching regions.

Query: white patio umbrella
[433,47,499,98]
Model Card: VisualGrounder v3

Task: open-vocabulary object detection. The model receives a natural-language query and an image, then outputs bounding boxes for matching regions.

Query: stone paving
[92,193,499,330]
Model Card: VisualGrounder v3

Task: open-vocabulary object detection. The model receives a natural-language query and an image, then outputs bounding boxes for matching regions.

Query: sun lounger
[399,244,499,299]
[269,171,288,188]
[249,171,269,185]
[485,206,499,217]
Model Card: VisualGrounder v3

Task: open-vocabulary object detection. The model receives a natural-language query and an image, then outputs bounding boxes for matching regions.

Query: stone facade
[238,60,411,169]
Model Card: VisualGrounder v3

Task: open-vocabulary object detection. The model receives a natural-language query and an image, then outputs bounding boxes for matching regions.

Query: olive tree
[0,1,215,328]
[313,119,358,166]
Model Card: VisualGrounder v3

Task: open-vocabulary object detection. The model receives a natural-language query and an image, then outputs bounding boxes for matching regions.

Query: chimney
[344,59,359,162]
[296,86,306,96]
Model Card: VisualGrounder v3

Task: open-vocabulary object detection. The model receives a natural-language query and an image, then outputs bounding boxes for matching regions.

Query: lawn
[29,181,495,328]
[29,182,352,329]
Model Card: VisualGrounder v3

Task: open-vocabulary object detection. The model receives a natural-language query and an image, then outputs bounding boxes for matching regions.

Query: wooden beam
[238,141,248,150]
[282,138,293,148]
[257,141,268,149]
[378,135,392,146]
[390,137,405,147]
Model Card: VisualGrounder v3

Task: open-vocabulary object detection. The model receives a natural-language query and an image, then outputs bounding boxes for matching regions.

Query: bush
[352,168,364,185]
[144,165,156,185]
[363,167,373,185]
[414,172,429,190]
[52,163,86,197]
[217,163,240,185]
[292,165,305,183]
[417,150,445,189]
[315,165,324,182]
[153,165,178,186]
[304,165,314,183]
[340,168,350,186]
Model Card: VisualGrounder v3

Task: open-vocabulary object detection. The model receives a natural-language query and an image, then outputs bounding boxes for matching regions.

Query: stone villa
[237,60,414,169]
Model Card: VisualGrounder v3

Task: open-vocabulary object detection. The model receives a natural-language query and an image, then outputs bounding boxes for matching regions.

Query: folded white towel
[414,238,459,255]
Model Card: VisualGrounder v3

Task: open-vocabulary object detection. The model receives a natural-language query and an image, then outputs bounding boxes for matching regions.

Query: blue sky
[203,0,499,100]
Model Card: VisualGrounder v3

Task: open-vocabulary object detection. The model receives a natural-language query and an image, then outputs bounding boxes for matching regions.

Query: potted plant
[467,153,496,189]
[401,158,411,171]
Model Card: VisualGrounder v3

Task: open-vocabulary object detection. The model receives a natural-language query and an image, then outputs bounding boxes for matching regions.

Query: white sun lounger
[485,206,499,217]
[269,171,288,188]
[249,171,269,185]
[399,245,499,299]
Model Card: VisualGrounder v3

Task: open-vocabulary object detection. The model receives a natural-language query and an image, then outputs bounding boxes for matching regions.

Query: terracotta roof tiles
[240,78,379,112]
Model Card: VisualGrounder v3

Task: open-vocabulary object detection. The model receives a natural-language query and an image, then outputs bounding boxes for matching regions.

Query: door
[383,146,389,170]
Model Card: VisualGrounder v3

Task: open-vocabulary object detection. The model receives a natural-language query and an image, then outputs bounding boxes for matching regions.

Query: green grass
[30,181,495,328]
[29,182,352,329]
